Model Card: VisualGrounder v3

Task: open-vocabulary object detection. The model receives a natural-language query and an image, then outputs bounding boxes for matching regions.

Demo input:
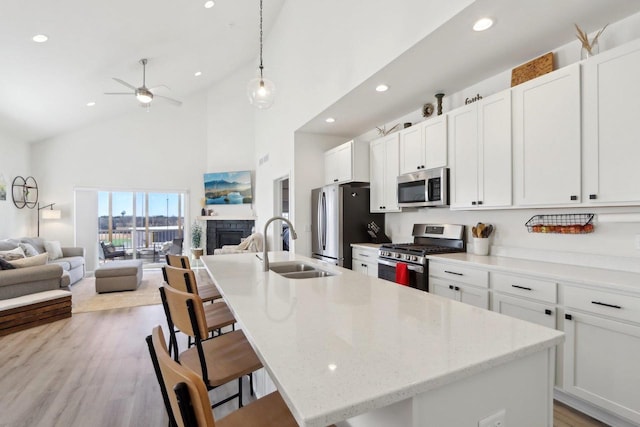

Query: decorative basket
[525,213,594,234]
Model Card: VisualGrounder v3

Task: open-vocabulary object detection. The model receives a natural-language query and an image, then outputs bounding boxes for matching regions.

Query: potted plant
[191,221,204,259]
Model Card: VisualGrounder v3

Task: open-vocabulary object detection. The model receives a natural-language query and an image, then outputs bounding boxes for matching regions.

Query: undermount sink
[269,262,317,274]
[280,270,335,279]
[268,261,336,279]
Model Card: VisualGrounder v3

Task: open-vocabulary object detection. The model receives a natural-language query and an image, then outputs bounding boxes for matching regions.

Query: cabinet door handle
[333,179,339,182]
[362,263,367,267]
[565,314,573,320]
[444,270,463,276]
[545,309,552,316]
[512,284,532,291]
[449,285,454,290]
[471,201,477,205]
[360,254,369,258]
[570,195,578,201]
[477,201,483,205]
[591,301,622,309]
[454,286,460,291]
[589,194,597,200]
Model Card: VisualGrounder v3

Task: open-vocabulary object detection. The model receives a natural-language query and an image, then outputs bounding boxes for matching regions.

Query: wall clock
[12,176,38,209]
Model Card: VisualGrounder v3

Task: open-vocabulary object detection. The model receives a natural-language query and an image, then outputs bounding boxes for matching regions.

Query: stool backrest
[166,254,191,269]
[160,285,208,339]
[149,326,215,427]
[163,265,200,296]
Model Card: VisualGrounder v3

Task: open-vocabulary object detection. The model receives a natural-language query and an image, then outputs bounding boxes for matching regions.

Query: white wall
[30,92,208,247]
[0,131,31,238]
[250,0,473,250]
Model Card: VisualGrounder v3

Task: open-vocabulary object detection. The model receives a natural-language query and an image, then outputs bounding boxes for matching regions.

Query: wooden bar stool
[159,285,260,408]
[165,255,222,302]
[147,325,301,427]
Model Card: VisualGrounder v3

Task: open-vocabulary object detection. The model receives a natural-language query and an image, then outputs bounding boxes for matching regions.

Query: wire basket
[525,213,595,234]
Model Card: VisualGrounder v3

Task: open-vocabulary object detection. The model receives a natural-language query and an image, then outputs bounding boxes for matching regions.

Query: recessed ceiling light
[473,17,494,32]
[32,34,48,43]
[204,1,215,8]
[86,101,96,107]
[194,71,202,77]
[325,117,335,123]
[375,84,389,92]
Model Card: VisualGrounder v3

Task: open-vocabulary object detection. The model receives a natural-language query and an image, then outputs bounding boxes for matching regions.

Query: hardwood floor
[0,273,610,427]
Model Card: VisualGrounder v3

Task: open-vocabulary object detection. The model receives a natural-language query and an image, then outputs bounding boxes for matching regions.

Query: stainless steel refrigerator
[311,185,384,269]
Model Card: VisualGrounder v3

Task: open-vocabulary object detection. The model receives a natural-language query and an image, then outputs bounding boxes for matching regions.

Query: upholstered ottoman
[95,260,143,293]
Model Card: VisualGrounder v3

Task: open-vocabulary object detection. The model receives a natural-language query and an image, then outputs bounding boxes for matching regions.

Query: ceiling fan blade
[155,94,183,106]
[104,92,135,95]
[148,84,171,92]
[112,78,137,90]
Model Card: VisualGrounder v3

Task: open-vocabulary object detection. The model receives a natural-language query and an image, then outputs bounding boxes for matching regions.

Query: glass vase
[581,40,599,60]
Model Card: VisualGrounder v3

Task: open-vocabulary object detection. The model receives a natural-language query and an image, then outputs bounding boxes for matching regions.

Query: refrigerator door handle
[321,191,327,250]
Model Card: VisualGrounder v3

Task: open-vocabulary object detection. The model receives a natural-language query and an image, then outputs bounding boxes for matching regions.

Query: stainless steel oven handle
[377,258,424,273]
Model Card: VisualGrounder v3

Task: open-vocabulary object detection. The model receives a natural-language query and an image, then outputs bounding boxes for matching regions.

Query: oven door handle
[377,258,424,273]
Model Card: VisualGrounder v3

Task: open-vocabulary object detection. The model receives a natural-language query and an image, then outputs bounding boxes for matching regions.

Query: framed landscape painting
[203,170,252,205]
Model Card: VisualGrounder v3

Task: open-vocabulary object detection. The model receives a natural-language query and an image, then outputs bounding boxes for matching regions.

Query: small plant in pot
[191,221,204,259]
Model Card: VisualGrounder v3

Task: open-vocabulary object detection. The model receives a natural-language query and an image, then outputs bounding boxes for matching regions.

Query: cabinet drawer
[429,262,488,288]
[352,247,378,261]
[491,272,557,304]
[564,285,640,324]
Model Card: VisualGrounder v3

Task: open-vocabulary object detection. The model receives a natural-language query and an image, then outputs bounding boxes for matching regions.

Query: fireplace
[206,220,254,255]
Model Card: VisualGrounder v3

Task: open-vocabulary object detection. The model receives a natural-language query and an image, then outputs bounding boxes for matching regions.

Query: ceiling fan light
[247,77,275,109]
[136,88,153,104]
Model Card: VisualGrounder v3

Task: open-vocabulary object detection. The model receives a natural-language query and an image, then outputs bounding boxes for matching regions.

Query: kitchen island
[203,252,563,427]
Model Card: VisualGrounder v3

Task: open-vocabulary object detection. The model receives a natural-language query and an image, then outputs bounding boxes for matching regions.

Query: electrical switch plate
[636,234,640,250]
[478,409,506,427]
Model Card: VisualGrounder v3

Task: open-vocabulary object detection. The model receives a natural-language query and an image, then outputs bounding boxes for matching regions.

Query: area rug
[71,269,164,313]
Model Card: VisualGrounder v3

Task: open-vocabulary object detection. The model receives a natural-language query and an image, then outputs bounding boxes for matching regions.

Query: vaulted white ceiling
[2,0,640,144]
[0,0,285,143]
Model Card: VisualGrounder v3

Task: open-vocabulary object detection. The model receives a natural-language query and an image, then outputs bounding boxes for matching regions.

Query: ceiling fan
[105,58,182,107]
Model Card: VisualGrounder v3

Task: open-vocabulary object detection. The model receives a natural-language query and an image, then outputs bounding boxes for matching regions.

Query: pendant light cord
[259,0,264,80]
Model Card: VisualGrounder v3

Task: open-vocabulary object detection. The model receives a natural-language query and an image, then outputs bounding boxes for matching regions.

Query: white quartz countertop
[427,253,640,293]
[350,242,382,250]
[202,252,563,427]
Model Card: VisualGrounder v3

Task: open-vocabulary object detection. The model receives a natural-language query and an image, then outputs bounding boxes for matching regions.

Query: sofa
[0,237,85,300]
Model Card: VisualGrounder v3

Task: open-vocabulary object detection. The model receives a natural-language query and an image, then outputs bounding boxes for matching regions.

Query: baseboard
[554,389,639,427]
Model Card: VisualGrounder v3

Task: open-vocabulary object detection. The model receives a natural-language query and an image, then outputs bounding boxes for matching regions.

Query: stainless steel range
[378,224,466,292]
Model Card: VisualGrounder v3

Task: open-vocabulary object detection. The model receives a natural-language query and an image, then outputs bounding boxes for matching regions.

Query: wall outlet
[636,234,640,250]
[478,409,506,427]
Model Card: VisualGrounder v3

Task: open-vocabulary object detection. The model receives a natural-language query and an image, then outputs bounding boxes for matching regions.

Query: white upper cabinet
[583,39,640,205]
[370,133,401,212]
[399,116,447,175]
[450,90,512,209]
[512,63,581,206]
[324,140,369,185]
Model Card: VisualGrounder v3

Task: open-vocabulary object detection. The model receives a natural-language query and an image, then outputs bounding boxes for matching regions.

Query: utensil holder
[473,238,489,256]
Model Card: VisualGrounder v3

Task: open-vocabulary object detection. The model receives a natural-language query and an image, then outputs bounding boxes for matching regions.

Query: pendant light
[247,0,275,109]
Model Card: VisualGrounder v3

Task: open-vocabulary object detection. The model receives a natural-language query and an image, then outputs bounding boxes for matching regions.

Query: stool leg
[238,377,243,408]
[249,373,254,396]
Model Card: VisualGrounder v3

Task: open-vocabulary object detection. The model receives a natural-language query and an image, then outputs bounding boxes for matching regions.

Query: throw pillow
[44,241,64,260]
[0,247,26,261]
[18,242,40,257]
[10,252,49,268]
[0,258,16,270]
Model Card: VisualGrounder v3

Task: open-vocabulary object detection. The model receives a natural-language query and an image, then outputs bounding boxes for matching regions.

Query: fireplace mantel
[197,215,257,221]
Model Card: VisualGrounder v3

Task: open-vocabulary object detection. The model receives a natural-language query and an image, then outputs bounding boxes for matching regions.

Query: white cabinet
[429,261,489,309]
[583,39,640,205]
[324,140,369,185]
[449,90,512,209]
[351,245,379,277]
[512,63,581,206]
[562,284,640,424]
[490,272,557,329]
[399,116,447,174]
[369,134,401,212]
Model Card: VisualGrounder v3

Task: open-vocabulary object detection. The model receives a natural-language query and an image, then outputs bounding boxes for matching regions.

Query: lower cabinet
[430,277,489,309]
[562,283,640,424]
[492,293,556,329]
[351,245,379,277]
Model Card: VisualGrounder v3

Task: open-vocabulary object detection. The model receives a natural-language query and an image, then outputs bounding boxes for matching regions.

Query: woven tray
[511,52,554,87]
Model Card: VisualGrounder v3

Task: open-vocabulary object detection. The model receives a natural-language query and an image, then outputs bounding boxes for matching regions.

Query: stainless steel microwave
[397,167,449,207]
